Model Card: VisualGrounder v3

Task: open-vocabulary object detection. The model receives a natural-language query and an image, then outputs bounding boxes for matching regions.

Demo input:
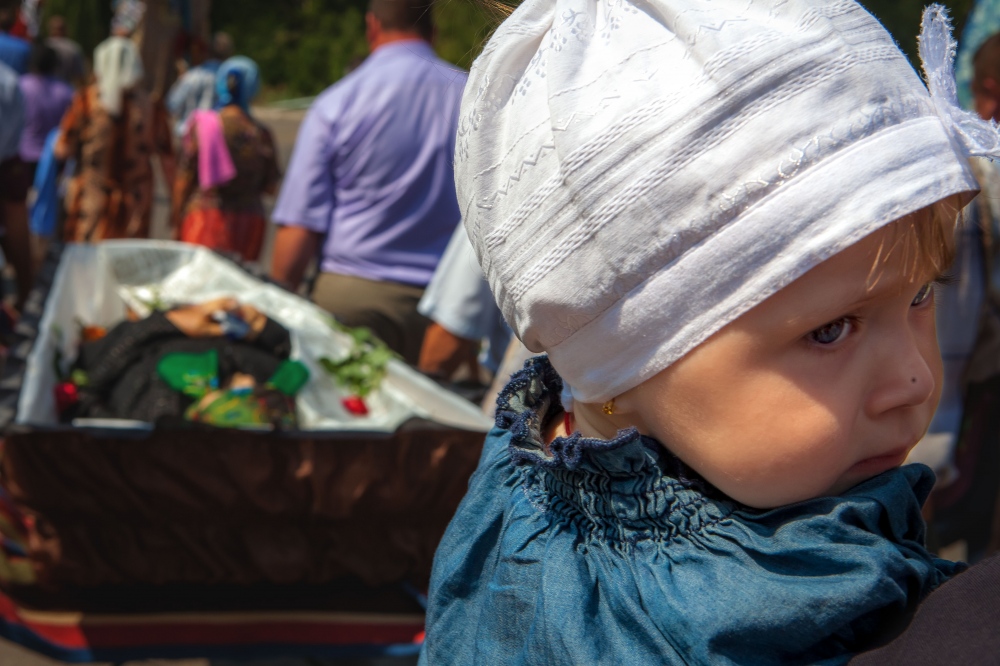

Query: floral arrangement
[318,322,398,416]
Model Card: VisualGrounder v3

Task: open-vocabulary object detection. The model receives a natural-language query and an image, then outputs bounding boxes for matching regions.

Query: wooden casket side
[0,420,484,608]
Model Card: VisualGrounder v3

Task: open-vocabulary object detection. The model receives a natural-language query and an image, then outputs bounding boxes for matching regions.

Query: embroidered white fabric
[458,0,1000,402]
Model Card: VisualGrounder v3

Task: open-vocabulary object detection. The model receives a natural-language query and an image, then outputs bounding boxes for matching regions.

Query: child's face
[621,218,945,509]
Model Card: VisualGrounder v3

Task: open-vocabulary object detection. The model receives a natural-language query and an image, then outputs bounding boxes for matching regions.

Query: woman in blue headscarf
[172,56,279,262]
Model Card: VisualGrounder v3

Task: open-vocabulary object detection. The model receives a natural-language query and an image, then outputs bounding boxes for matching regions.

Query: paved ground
[0,107,422,665]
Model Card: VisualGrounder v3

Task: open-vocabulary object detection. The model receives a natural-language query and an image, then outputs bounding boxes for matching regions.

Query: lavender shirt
[18,74,73,162]
[272,41,467,287]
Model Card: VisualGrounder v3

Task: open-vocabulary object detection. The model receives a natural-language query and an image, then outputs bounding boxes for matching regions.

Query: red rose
[54,382,79,413]
[341,395,369,416]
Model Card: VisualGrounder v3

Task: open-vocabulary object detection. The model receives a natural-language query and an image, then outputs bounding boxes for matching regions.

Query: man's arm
[418,321,481,379]
[271,225,321,291]
[416,225,503,380]
[269,100,337,290]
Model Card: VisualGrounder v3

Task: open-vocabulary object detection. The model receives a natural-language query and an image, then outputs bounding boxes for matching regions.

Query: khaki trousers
[312,272,430,365]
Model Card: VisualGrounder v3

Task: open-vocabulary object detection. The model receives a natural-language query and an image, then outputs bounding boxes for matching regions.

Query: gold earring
[602,398,616,416]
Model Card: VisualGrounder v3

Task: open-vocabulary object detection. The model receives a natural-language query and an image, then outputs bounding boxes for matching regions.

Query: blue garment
[956,0,1000,110]
[0,33,29,75]
[272,40,467,287]
[421,357,964,666]
[30,129,61,237]
[166,60,220,137]
[215,56,259,113]
[418,224,511,374]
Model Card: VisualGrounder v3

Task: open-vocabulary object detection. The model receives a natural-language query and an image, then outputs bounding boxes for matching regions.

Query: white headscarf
[93,36,144,116]
[459,1,1000,403]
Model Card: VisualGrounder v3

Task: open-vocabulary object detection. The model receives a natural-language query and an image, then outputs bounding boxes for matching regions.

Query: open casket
[0,241,492,662]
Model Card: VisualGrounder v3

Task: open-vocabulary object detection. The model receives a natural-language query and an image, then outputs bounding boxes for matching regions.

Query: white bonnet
[458,1,998,403]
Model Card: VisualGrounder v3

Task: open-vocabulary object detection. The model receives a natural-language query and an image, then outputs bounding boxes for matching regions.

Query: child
[420,1,1000,664]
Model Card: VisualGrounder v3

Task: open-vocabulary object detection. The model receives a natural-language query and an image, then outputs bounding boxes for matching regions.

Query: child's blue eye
[809,318,851,345]
[911,283,933,307]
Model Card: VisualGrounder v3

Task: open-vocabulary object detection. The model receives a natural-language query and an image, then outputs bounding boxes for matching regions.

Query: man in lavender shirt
[270,0,467,365]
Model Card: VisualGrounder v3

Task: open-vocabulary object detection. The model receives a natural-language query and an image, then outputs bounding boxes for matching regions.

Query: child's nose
[865,334,937,417]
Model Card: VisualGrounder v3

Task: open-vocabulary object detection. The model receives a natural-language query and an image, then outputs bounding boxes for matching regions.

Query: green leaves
[318,322,399,398]
[213,0,368,98]
[41,0,113,57]
[211,0,496,98]
[70,369,90,387]
[39,0,978,100]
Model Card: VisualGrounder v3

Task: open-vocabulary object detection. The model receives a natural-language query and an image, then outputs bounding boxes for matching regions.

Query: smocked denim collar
[492,356,954,550]
[494,356,738,545]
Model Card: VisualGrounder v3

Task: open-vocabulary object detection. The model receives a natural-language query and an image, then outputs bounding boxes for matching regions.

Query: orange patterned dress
[175,106,280,262]
[56,85,174,242]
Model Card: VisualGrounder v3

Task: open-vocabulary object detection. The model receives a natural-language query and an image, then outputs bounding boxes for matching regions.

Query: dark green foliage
[319,321,399,398]
[207,0,981,97]
[39,0,112,60]
[433,0,497,70]
[212,0,369,98]
[212,0,495,97]
[29,1,983,103]
[860,0,976,66]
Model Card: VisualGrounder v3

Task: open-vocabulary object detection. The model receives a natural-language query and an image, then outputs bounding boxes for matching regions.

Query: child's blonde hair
[875,194,963,288]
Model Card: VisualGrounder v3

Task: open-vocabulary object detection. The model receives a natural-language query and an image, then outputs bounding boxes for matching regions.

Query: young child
[420,1,1000,664]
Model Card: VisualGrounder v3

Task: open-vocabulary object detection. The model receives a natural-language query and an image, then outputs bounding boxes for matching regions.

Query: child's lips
[848,446,911,477]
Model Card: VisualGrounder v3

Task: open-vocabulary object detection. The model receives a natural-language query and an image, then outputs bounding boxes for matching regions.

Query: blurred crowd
[0,0,513,407]
[0,2,277,308]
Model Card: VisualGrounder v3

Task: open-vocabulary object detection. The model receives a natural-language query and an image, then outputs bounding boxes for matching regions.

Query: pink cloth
[188,109,235,190]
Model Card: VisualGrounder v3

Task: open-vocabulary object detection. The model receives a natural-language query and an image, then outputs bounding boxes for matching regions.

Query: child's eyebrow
[933,271,956,286]
[786,269,940,329]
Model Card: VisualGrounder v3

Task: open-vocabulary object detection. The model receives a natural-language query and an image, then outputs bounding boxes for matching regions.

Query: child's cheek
[652,390,850,509]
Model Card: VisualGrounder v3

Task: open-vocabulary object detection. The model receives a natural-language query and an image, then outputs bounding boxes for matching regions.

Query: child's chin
[828,451,910,495]
[847,449,910,478]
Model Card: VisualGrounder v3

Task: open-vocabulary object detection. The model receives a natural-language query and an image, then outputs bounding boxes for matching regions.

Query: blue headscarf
[215,56,260,113]
[957,0,1000,109]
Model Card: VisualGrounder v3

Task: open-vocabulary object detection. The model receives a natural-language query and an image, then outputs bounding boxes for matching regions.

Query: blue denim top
[420,357,964,665]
